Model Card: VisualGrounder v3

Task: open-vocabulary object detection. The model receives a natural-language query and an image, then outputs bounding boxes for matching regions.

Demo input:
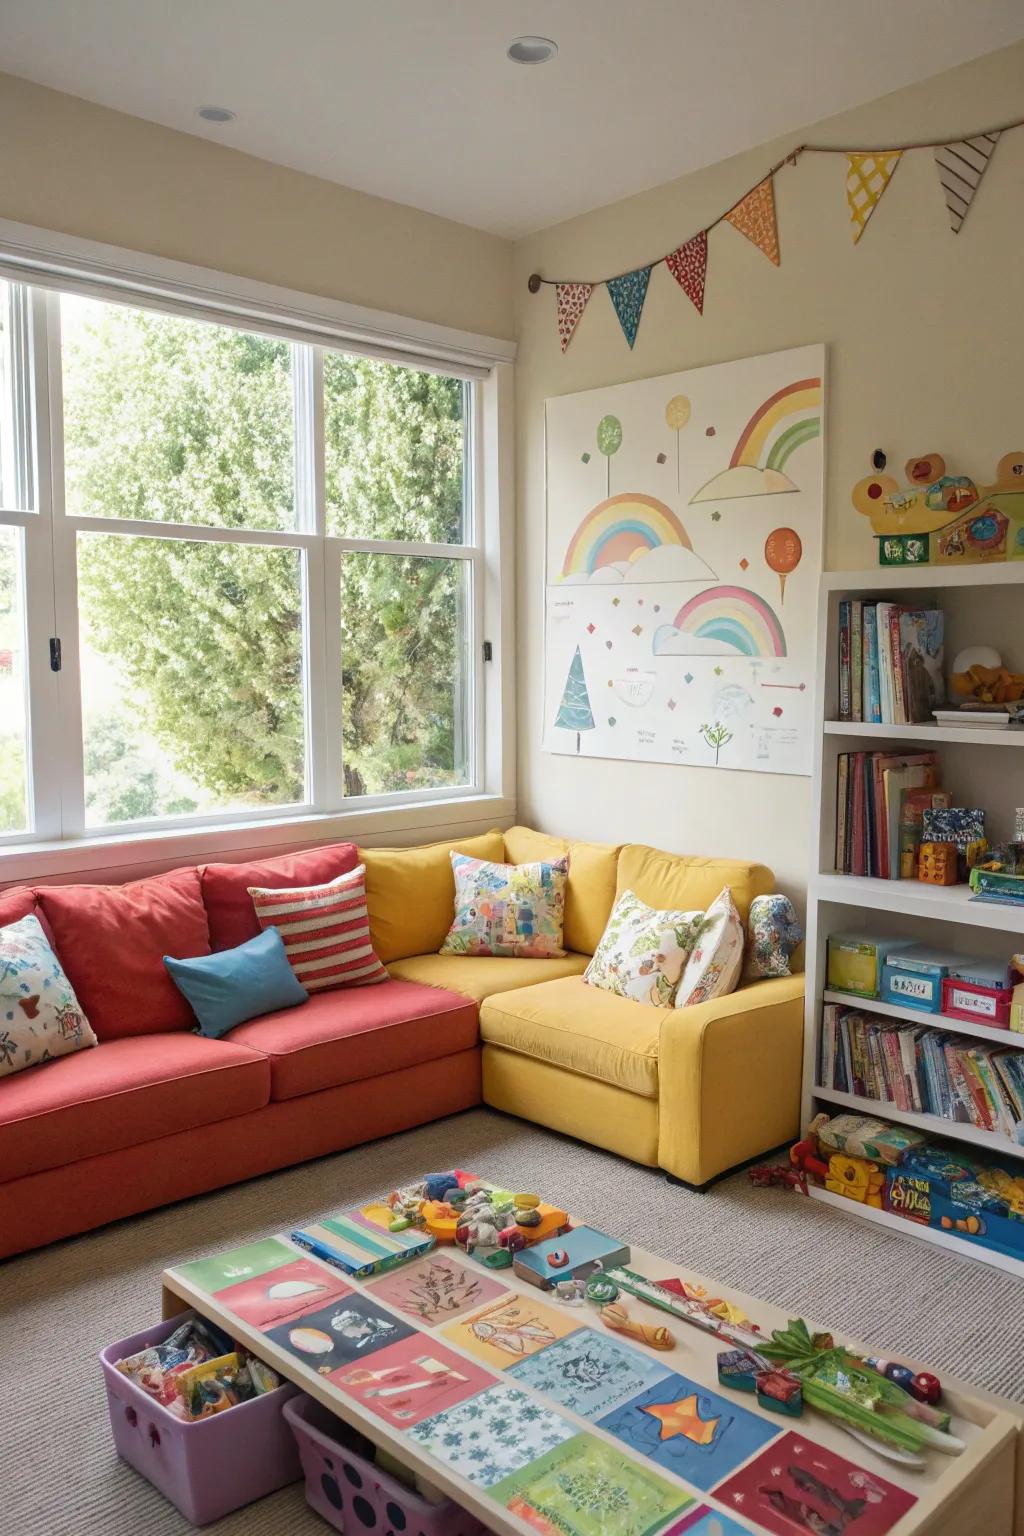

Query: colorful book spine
[838,600,852,721]
[862,603,881,723]
[888,606,907,724]
[851,599,863,723]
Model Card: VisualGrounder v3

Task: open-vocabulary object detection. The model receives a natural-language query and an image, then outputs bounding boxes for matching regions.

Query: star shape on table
[641,1392,719,1445]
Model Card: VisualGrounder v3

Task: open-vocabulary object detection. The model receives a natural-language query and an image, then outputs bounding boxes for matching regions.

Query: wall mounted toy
[852,449,1024,566]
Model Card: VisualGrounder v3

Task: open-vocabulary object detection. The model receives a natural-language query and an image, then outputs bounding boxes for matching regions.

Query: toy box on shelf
[851,450,1024,568]
[793,1113,1024,1265]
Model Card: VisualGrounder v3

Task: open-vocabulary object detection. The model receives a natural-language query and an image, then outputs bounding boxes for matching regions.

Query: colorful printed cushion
[675,887,745,1008]
[249,864,388,991]
[745,892,804,978]
[0,914,97,1077]
[440,854,568,958]
[584,889,702,1007]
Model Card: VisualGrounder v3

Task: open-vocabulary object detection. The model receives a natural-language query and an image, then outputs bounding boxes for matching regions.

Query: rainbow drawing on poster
[691,377,822,502]
[653,586,787,658]
[559,493,716,586]
[544,344,824,776]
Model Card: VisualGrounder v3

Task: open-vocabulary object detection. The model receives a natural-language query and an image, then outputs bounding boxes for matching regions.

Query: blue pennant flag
[606,265,652,348]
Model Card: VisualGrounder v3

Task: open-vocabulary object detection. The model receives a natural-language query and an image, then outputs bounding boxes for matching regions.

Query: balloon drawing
[764,526,802,603]
[597,414,623,496]
[665,394,691,492]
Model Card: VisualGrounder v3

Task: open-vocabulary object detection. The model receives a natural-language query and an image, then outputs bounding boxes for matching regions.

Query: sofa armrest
[657,974,805,1187]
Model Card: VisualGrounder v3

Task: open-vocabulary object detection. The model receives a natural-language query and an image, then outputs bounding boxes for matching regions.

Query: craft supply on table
[599,1300,674,1351]
[605,1267,763,1349]
[292,1206,436,1277]
[511,1225,630,1290]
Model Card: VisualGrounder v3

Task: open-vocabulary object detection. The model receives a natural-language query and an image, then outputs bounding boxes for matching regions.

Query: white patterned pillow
[584,890,703,1007]
[675,887,744,1008]
[0,914,97,1077]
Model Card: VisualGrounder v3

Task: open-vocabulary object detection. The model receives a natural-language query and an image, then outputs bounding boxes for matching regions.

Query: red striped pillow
[248,864,388,992]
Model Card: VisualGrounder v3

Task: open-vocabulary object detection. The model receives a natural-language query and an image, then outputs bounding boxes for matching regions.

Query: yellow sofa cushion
[388,952,589,1004]
[616,845,773,927]
[502,825,620,955]
[359,831,505,963]
[480,975,664,1098]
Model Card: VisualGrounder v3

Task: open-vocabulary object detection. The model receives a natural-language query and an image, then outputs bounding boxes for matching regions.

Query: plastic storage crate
[99,1310,302,1525]
[284,1392,488,1535]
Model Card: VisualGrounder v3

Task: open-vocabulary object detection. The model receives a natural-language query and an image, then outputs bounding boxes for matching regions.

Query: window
[0,276,492,846]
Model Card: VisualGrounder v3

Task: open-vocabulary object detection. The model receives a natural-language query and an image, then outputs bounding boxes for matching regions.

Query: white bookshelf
[803,564,1024,1275]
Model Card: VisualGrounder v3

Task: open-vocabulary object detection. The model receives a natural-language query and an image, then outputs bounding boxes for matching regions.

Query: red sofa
[0,841,481,1259]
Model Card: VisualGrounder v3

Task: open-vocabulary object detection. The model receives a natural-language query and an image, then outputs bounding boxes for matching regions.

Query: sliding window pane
[324,353,467,542]
[78,534,306,825]
[0,528,29,832]
[61,295,295,530]
[342,553,469,796]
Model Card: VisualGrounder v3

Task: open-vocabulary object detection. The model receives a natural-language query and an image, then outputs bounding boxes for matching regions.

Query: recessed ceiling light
[507,36,558,65]
[197,105,236,123]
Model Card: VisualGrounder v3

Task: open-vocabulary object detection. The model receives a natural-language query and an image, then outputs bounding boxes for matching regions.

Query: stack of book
[838,601,944,725]
[820,1003,1024,1139]
[834,748,950,877]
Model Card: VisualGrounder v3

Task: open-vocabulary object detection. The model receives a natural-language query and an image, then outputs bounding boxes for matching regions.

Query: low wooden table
[162,1210,1021,1536]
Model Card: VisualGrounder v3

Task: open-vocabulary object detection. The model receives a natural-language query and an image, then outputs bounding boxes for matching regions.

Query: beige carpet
[4,1107,1022,1535]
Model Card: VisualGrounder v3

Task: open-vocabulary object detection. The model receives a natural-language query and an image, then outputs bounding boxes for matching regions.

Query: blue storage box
[881,945,954,1013]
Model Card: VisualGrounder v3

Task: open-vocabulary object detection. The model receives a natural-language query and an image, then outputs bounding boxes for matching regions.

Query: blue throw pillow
[164,927,308,1038]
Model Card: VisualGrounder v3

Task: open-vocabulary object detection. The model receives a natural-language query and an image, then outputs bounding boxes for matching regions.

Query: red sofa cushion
[36,868,211,1039]
[0,886,37,928]
[0,1032,269,1182]
[230,977,478,1100]
[201,841,359,951]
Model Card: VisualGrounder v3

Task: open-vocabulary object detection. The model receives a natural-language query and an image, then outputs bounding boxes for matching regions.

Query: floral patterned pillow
[0,914,97,1077]
[675,887,745,1008]
[440,854,569,958]
[744,893,804,979]
[584,890,703,1007]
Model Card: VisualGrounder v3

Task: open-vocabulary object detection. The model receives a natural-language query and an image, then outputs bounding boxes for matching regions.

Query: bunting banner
[555,282,593,352]
[934,133,1000,233]
[846,152,902,243]
[665,230,708,315]
[724,176,780,265]
[607,265,652,349]
[529,110,1023,352]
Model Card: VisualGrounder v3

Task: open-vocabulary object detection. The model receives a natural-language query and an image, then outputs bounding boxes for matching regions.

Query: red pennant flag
[665,231,708,315]
[555,282,593,352]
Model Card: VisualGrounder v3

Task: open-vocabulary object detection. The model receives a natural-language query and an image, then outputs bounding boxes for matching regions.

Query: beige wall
[513,42,1024,899]
[0,73,514,340]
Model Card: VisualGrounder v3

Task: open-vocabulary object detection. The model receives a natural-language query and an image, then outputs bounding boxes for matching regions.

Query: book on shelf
[837,601,944,726]
[834,749,939,878]
[819,1002,1024,1140]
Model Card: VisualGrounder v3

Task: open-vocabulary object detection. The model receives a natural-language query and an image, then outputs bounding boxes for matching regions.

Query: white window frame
[0,218,515,881]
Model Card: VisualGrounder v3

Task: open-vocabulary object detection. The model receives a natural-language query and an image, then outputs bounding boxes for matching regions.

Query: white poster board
[543,345,825,776]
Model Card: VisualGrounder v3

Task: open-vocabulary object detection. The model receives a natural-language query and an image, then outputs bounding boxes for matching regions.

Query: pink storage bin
[100,1310,302,1526]
[284,1393,488,1535]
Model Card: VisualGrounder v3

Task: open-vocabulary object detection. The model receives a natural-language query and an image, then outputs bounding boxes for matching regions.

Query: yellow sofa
[360,825,804,1187]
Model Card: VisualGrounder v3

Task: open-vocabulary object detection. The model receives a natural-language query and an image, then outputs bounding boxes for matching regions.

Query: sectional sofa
[0,827,804,1259]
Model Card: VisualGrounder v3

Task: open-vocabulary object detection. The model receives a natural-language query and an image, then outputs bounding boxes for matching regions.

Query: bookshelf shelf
[812,872,1024,933]
[824,720,1024,748]
[805,1186,1024,1280]
[823,990,1024,1048]
[804,564,1024,1274]
[811,1086,1024,1161]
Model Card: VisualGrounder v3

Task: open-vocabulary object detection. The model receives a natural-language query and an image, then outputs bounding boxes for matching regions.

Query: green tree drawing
[700,719,733,766]
[554,645,595,753]
[596,413,622,497]
[62,301,466,818]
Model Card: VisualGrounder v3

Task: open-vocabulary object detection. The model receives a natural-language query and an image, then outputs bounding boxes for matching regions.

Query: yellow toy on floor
[825,1151,884,1208]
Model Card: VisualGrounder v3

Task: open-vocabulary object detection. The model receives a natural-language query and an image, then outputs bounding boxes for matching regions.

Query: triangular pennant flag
[665,231,708,315]
[606,265,652,349]
[846,152,902,243]
[724,177,780,266]
[934,132,1000,233]
[555,282,593,352]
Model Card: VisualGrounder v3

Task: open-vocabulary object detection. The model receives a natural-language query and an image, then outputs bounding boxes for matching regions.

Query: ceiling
[3,1,1023,238]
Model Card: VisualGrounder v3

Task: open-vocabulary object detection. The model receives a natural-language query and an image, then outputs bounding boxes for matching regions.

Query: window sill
[0,793,515,885]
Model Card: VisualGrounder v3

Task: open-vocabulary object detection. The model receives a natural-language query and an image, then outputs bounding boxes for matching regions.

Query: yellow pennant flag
[846,152,902,243]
